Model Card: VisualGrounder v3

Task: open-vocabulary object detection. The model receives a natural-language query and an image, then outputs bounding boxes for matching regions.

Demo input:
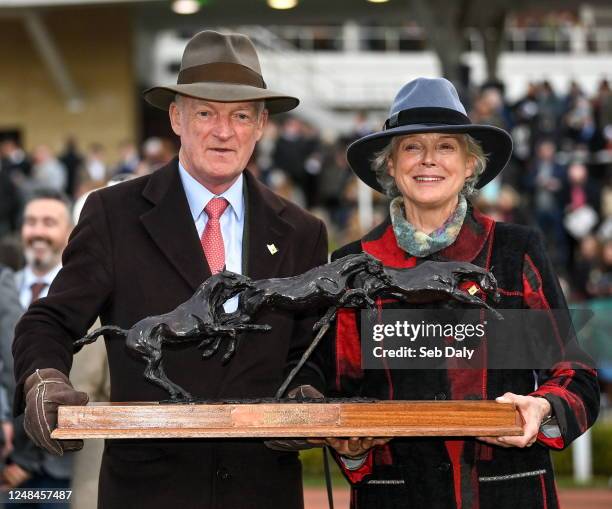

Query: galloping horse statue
[77,254,499,400]
[197,253,389,360]
[75,271,269,400]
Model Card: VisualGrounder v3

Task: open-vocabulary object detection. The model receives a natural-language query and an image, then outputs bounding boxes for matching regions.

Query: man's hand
[23,368,89,456]
[0,463,31,491]
[308,437,392,459]
[477,392,552,448]
[265,385,324,452]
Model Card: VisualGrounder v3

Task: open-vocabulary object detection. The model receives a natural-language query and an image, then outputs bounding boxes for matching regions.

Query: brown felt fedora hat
[144,30,299,114]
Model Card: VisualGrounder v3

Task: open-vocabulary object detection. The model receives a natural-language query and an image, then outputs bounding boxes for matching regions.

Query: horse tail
[74,325,128,348]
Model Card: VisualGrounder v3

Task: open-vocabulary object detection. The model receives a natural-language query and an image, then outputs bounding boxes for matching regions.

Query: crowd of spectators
[1,78,611,300]
[277,9,610,54]
[467,78,612,302]
[0,76,611,449]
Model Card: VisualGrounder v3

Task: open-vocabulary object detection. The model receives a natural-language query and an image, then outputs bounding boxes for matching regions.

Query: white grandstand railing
[256,25,612,54]
[148,27,612,130]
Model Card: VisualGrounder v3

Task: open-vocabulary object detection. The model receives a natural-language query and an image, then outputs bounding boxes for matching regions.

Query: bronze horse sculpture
[197,252,389,360]
[272,257,501,398]
[77,254,500,401]
[369,260,500,313]
[75,271,269,400]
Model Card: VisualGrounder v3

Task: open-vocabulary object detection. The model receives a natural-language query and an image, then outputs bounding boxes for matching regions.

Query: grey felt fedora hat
[347,77,513,192]
[144,30,299,114]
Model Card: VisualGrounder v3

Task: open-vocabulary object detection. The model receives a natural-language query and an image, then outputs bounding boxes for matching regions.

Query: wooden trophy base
[51,401,522,439]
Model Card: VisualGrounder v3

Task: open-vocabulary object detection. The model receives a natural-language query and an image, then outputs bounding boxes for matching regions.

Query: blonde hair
[371,133,488,198]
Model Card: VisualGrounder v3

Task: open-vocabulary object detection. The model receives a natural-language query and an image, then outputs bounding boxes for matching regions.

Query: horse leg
[312,288,372,332]
[444,291,502,319]
[154,361,194,401]
[200,335,224,359]
[231,323,271,333]
[196,337,215,349]
[221,335,239,364]
[313,305,339,333]
[342,288,380,323]
[199,322,271,360]
[143,356,182,401]
[340,288,375,309]
[141,332,193,401]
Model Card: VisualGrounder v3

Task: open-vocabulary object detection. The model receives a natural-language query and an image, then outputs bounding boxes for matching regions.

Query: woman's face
[388,133,475,210]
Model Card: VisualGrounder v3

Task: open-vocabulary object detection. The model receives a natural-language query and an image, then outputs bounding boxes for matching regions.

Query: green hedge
[300,448,341,477]
[552,422,612,477]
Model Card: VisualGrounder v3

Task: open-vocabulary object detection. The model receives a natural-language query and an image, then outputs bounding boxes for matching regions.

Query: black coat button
[437,462,451,472]
[434,392,447,400]
[216,467,231,481]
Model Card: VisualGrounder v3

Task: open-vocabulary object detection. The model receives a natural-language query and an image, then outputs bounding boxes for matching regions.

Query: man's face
[22,199,72,274]
[169,97,268,194]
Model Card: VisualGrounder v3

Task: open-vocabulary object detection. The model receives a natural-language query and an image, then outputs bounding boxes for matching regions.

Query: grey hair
[173,94,266,118]
[371,134,488,198]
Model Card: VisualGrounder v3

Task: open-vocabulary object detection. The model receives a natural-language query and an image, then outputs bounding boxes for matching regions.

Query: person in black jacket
[320,77,599,509]
[0,166,21,237]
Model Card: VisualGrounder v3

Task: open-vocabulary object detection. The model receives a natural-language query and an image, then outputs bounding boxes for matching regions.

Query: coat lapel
[437,205,494,263]
[243,170,293,280]
[140,159,210,291]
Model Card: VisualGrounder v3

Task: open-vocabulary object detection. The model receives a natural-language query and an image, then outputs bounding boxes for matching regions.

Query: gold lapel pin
[267,243,278,255]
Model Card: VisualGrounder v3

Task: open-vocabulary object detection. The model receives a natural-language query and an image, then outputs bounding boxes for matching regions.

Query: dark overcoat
[12,159,328,509]
[327,206,599,509]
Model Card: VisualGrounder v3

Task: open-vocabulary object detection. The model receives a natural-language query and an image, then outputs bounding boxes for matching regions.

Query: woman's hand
[308,437,392,458]
[477,392,552,448]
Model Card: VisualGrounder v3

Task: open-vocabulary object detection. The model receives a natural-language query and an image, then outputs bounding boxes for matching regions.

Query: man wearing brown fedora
[12,31,327,508]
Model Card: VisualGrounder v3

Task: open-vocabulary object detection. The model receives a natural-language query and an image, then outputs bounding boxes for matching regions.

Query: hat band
[178,62,266,89]
[385,107,471,130]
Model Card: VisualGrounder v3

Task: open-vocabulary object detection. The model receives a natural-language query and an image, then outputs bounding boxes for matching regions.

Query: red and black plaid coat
[325,206,599,509]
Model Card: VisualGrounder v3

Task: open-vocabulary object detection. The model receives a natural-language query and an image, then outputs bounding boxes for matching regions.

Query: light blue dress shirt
[178,162,244,313]
[18,264,62,309]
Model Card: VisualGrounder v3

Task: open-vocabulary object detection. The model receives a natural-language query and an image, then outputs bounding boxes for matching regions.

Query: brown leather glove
[23,368,89,456]
[265,385,324,452]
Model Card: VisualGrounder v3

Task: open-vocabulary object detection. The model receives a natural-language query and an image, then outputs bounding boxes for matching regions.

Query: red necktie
[30,282,48,303]
[201,197,229,274]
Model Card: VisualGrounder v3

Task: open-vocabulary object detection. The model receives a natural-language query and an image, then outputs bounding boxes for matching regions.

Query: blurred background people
[0,265,22,469]
[1,190,74,504]
[31,146,67,194]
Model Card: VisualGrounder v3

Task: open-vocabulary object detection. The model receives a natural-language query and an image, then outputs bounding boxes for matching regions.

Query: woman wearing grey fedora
[319,78,599,508]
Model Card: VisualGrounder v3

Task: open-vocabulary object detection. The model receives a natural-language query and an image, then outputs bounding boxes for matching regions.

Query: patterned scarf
[389,195,468,257]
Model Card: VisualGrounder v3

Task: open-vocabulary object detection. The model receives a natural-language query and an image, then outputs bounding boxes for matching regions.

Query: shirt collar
[23,264,62,288]
[178,162,244,222]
